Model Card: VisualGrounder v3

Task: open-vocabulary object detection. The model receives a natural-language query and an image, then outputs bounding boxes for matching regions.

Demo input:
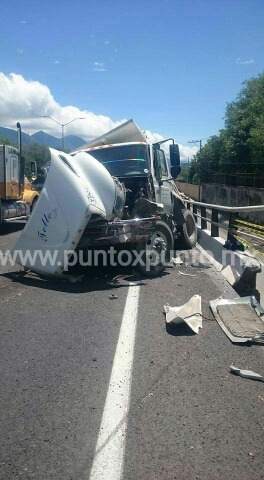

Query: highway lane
[0,227,264,480]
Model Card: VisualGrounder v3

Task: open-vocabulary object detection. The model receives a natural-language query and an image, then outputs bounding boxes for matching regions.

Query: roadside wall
[202,184,264,224]
[175,182,202,201]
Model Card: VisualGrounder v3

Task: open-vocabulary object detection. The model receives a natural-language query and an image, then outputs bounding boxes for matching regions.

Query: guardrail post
[201,206,207,229]
[211,209,219,237]
[193,204,197,223]
[227,212,236,241]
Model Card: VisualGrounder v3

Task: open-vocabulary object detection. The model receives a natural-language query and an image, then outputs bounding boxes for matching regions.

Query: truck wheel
[135,221,173,277]
[177,209,197,249]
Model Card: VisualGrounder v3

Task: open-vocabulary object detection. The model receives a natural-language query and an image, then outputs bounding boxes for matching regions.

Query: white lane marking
[89,285,140,480]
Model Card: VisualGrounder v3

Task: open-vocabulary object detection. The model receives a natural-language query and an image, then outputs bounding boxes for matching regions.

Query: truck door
[5,148,20,199]
[153,148,173,214]
[10,153,20,199]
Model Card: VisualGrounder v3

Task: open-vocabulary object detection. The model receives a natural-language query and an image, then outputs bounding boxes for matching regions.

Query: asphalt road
[0,225,264,480]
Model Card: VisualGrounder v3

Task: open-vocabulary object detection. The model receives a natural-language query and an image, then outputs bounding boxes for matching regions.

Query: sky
[0,0,264,160]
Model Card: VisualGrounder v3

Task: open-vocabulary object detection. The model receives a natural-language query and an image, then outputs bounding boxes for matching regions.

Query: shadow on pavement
[165,322,196,337]
[0,222,25,236]
[2,265,169,294]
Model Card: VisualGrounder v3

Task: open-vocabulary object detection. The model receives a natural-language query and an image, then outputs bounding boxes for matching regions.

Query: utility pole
[188,139,202,152]
[188,139,203,201]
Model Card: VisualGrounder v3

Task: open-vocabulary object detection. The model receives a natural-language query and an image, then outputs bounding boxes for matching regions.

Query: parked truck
[0,123,39,229]
[12,120,197,276]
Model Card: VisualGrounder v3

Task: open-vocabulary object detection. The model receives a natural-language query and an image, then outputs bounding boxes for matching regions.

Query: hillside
[0,126,85,151]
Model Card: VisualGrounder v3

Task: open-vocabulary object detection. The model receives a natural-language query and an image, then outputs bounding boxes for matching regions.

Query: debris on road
[109,294,118,300]
[107,279,122,288]
[172,256,183,265]
[107,278,146,288]
[67,275,84,284]
[178,271,196,277]
[210,296,264,344]
[230,365,264,382]
[191,262,211,269]
[164,294,202,334]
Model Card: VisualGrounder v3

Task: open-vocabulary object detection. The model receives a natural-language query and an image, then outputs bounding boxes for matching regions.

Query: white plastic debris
[172,256,183,265]
[164,295,202,334]
[191,262,211,269]
[230,365,264,382]
[178,271,196,277]
[109,294,118,300]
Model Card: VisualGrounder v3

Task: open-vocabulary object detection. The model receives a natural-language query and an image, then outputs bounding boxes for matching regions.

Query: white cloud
[114,49,118,52]
[236,57,255,65]
[93,61,106,72]
[0,72,197,160]
[0,72,125,140]
[144,130,198,161]
[20,20,26,24]
[90,34,95,38]
[54,60,60,64]
[17,49,24,54]
[104,40,110,45]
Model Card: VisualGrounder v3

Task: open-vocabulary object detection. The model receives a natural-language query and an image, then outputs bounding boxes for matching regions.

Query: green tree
[189,72,264,183]
[0,137,15,146]
[23,143,50,178]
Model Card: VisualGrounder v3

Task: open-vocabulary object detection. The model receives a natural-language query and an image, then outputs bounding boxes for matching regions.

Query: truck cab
[0,124,39,227]
[12,120,196,277]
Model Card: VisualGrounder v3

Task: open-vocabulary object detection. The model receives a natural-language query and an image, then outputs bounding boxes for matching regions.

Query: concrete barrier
[197,227,262,303]
[175,182,202,201]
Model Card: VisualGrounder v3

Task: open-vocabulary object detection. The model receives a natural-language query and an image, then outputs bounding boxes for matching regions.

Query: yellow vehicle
[0,123,39,227]
[23,176,39,212]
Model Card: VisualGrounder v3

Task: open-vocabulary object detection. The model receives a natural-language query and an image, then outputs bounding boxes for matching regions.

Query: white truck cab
[12,120,197,277]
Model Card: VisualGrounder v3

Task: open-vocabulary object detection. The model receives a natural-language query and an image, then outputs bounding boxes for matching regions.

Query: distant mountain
[0,126,32,145]
[31,131,61,149]
[0,126,85,151]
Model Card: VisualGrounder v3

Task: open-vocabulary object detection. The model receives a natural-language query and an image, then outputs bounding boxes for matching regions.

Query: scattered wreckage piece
[178,271,196,277]
[230,365,264,382]
[191,262,211,269]
[67,275,84,284]
[210,296,264,344]
[107,279,146,288]
[172,256,184,265]
[164,294,202,334]
[109,294,118,300]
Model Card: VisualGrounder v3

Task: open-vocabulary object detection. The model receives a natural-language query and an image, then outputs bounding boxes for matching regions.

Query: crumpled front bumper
[77,217,159,246]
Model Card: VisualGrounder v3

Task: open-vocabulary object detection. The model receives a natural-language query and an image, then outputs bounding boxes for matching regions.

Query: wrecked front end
[11,149,164,276]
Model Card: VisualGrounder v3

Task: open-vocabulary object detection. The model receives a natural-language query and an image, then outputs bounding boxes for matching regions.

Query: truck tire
[135,221,173,277]
[177,209,197,249]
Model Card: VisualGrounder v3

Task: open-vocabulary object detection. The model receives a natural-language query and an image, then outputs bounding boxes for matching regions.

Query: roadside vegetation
[189,72,264,184]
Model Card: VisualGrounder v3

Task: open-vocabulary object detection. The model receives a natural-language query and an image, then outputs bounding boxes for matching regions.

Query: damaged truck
[12,120,197,277]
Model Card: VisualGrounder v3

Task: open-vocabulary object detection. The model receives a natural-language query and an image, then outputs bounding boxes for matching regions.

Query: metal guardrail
[186,200,264,247]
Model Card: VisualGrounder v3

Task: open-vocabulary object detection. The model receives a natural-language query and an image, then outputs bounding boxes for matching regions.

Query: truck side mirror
[169,144,180,166]
[30,161,37,180]
[171,165,181,179]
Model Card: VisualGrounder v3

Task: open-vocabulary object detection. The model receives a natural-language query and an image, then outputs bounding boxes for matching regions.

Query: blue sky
[0,0,264,155]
